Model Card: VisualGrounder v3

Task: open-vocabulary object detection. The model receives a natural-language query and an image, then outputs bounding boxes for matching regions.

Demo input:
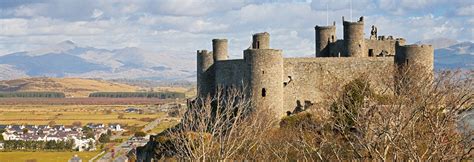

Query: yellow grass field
[154,86,196,98]
[0,105,166,126]
[0,78,139,98]
[0,151,100,162]
[149,118,180,134]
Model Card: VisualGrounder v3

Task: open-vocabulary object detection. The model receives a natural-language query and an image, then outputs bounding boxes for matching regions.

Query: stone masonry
[196,16,434,118]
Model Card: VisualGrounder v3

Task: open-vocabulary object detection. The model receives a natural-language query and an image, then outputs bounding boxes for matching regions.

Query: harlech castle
[196,16,434,117]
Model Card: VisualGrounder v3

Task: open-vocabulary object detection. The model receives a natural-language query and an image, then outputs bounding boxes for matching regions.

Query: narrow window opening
[257,41,260,49]
[262,71,265,74]
[368,49,374,57]
[359,44,361,48]
[262,88,266,97]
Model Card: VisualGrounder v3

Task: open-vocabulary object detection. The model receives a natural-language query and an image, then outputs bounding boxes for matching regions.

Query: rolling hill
[0,78,140,97]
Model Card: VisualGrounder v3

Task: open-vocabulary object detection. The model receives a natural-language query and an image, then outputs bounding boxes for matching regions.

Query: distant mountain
[0,39,471,81]
[0,41,195,81]
[434,41,473,70]
[416,38,459,49]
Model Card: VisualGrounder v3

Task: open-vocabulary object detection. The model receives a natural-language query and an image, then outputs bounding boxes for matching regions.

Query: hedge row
[89,92,185,99]
[0,92,66,98]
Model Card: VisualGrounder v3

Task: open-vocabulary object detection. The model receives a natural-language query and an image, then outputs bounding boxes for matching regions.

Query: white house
[109,123,123,131]
[72,137,96,151]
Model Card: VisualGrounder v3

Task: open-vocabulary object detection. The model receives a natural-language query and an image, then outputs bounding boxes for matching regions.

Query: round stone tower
[395,44,434,72]
[315,24,336,57]
[212,39,228,61]
[343,17,366,57]
[244,48,284,117]
[196,50,215,97]
[252,32,270,49]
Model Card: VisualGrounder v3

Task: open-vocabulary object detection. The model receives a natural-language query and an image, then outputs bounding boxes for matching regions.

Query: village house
[0,123,122,151]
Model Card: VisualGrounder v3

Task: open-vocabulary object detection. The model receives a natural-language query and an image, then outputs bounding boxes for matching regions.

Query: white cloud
[91,9,104,19]
[456,5,474,16]
[0,0,472,57]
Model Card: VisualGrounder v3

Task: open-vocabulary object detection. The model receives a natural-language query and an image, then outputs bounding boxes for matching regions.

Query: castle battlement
[196,16,434,117]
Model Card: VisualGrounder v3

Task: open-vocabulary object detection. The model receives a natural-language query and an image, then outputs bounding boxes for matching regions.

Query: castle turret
[197,50,215,97]
[394,44,434,93]
[395,44,434,72]
[252,32,270,49]
[245,33,284,117]
[212,39,228,61]
[315,23,336,57]
[343,16,366,57]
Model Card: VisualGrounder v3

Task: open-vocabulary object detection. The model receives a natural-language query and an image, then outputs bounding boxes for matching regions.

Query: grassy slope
[0,78,139,97]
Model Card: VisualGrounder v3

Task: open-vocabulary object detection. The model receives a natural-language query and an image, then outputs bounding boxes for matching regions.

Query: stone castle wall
[215,59,248,88]
[197,16,434,118]
[366,39,398,56]
[282,57,393,114]
[213,56,394,117]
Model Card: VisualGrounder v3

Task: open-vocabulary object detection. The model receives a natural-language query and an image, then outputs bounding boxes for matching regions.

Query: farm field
[0,151,100,162]
[0,78,139,98]
[148,118,180,134]
[0,98,171,105]
[0,105,167,126]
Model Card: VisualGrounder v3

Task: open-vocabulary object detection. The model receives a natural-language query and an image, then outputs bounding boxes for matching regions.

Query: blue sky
[0,0,472,58]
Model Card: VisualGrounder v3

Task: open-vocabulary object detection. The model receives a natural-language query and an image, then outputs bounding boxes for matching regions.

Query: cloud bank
[0,0,472,57]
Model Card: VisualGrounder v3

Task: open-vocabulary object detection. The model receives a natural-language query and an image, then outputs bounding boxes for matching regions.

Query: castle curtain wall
[282,57,394,115]
[214,60,249,89]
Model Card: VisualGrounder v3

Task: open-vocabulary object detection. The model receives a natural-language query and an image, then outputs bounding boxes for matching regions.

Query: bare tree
[152,65,472,161]
[165,86,277,160]
[261,65,472,161]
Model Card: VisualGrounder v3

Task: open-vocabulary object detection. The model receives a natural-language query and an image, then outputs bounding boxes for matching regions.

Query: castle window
[257,41,260,49]
[262,88,266,97]
[369,49,374,57]
[262,71,265,74]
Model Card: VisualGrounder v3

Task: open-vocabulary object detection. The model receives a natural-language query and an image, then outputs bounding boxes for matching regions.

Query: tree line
[89,92,185,99]
[2,140,74,151]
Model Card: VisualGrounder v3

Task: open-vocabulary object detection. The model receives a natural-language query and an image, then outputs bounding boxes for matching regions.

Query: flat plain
[0,105,166,126]
[0,151,100,162]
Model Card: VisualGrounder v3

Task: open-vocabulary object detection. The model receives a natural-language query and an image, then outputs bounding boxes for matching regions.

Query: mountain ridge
[0,39,471,81]
[0,41,195,81]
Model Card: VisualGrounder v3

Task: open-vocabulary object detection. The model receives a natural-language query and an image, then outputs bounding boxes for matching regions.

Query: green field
[0,105,166,126]
[0,151,100,162]
[149,118,180,134]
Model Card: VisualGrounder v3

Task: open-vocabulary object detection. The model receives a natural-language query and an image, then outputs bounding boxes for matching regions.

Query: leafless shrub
[154,64,472,161]
[272,65,473,161]
[165,86,278,160]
